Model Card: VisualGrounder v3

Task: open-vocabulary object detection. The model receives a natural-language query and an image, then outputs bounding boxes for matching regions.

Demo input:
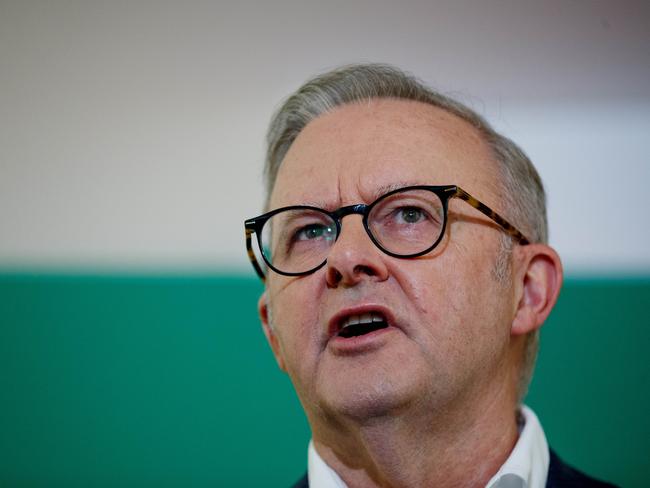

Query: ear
[511,244,563,336]
[258,291,287,372]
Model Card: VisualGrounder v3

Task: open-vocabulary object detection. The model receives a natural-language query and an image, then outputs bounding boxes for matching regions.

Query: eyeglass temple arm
[453,187,530,245]
[245,227,267,282]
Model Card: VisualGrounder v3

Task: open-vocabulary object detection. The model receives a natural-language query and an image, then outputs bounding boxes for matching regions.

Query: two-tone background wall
[1,1,648,486]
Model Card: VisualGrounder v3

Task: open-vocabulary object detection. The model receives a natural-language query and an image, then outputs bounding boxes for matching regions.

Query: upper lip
[327,304,398,338]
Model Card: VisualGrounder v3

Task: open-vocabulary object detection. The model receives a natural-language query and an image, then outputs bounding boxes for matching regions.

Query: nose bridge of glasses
[328,204,372,245]
[332,203,368,221]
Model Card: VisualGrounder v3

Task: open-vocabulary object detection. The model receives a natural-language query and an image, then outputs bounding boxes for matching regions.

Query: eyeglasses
[244,185,529,282]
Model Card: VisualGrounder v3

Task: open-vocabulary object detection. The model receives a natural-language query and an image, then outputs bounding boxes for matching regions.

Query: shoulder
[547,449,619,488]
[290,473,309,488]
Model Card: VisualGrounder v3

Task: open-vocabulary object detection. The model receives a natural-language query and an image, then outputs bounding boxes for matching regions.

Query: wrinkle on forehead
[270,98,503,212]
[295,178,434,210]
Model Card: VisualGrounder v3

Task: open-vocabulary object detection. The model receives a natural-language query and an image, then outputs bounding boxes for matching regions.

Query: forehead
[270,98,499,209]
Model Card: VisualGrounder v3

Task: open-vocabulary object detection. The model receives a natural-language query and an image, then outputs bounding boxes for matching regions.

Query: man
[244,64,616,487]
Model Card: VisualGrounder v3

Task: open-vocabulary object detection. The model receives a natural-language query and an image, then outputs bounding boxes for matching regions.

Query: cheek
[396,251,505,350]
[392,256,463,322]
[441,256,514,362]
[268,278,326,373]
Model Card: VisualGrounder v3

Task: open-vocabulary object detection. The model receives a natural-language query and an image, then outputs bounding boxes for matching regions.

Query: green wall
[1,273,648,487]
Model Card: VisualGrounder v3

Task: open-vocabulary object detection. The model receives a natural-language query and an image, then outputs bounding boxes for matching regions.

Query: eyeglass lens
[259,189,445,275]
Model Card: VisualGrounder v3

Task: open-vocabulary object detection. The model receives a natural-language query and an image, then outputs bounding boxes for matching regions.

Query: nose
[325,215,389,288]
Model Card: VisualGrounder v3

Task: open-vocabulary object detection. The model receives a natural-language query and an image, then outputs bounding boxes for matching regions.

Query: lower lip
[328,326,398,355]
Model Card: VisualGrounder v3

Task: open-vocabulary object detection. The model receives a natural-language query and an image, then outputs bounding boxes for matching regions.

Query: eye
[397,206,425,224]
[295,223,334,241]
[370,191,443,229]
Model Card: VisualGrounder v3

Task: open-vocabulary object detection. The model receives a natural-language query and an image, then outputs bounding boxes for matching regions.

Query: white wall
[1,1,648,273]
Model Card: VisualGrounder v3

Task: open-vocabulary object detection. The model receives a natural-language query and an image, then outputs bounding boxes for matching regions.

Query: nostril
[326,268,343,287]
[353,264,376,276]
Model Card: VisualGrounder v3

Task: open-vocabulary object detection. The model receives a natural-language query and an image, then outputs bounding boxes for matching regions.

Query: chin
[316,376,416,423]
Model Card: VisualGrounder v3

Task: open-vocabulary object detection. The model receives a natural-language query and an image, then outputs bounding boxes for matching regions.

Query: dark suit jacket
[290,449,619,488]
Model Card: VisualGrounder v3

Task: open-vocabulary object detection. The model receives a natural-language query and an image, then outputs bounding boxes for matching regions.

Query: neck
[310,384,519,488]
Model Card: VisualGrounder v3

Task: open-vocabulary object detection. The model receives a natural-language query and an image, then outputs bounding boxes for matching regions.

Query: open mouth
[337,311,389,338]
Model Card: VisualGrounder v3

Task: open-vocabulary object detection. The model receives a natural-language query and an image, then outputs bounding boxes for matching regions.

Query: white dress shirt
[307,405,549,488]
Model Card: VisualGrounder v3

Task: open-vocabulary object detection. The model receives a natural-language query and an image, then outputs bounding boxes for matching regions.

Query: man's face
[260,99,519,423]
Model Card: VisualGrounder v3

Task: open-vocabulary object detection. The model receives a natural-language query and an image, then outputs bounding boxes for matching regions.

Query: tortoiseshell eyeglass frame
[244,185,530,282]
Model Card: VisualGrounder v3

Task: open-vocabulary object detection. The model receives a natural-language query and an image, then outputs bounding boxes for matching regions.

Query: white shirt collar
[308,441,348,488]
[307,405,549,488]
[485,405,549,488]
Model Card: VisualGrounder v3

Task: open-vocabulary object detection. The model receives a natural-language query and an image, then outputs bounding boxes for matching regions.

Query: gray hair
[263,63,547,402]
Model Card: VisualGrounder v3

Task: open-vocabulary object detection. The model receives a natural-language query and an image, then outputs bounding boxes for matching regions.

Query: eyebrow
[295,180,429,209]
[298,199,336,210]
[369,180,427,201]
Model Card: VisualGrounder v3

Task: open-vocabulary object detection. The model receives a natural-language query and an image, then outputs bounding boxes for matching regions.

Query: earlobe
[258,292,287,372]
[511,244,563,336]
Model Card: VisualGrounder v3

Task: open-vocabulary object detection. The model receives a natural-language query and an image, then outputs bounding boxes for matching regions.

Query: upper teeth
[341,312,385,329]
